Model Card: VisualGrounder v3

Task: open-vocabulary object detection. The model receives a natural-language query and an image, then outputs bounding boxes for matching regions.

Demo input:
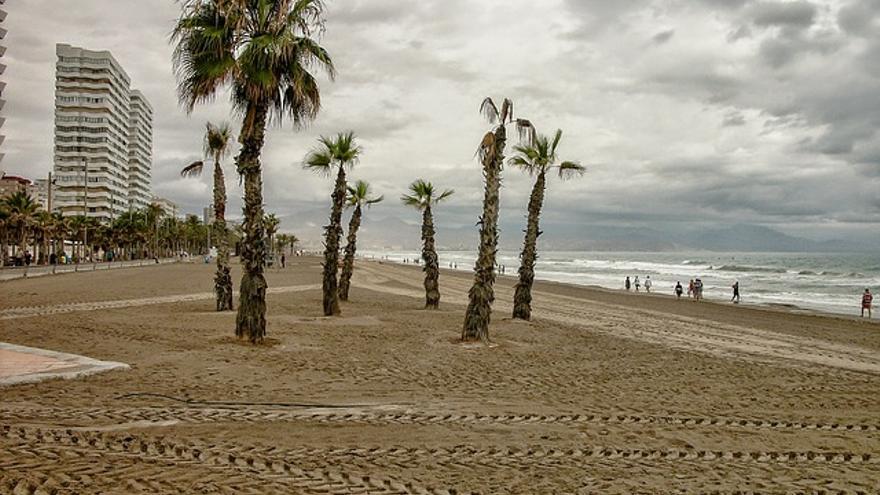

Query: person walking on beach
[688,279,695,299]
[644,276,652,293]
[625,276,631,291]
[281,253,286,269]
[862,289,873,318]
[675,281,683,299]
[634,276,641,292]
[694,278,704,301]
[731,281,740,303]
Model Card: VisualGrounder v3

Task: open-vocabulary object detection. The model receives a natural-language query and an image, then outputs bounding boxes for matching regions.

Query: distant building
[0,174,35,199]
[33,177,53,211]
[152,196,178,218]
[202,206,213,225]
[52,44,153,222]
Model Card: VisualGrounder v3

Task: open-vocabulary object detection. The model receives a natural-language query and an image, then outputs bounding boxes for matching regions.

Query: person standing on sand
[634,276,641,292]
[694,278,704,301]
[862,289,873,318]
[731,281,740,303]
[688,279,695,298]
[675,281,683,299]
[644,276,652,293]
[625,276,631,291]
[281,253,286,269]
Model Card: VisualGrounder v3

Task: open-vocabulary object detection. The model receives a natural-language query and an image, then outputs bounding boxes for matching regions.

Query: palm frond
[181,160,205,177]
[557,161,586,180]
[480,97,499,124]
[515,119,536,145]
[435,189,454,203]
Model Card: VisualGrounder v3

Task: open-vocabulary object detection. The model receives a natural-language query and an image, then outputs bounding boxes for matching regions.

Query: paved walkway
[0,343,128,387]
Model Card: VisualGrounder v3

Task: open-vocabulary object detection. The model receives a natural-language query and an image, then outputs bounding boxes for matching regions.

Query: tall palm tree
[303,131,362,316]
[173,0,335,343]
[182,122,235,310]
[402,179,453,309]
[338,180,382,301]
[145,203,165,257]
[509,129,585,320]
[2,191,39,259]
[462,97,534,342]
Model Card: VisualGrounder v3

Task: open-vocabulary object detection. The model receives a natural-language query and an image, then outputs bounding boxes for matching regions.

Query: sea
[359,250,879,317]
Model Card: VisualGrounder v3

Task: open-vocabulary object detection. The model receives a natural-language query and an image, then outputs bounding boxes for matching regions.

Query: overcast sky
[3,0,879,243]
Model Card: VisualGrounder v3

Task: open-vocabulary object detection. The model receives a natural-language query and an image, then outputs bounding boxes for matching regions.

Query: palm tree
[173,0,335,343]
[338,180,383,301]
[462,97,534,342]
[263,213,280,264]
[181,122,235,310]
[303,131,362,316]
[402,180,453,309]
[2,191,39,260]
[509,129,585,320]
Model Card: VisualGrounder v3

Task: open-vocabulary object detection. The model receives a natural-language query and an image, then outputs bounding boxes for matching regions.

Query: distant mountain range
[280,212,876,253]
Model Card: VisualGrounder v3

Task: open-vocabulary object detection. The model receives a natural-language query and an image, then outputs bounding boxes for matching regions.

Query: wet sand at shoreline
[1,256,878,493]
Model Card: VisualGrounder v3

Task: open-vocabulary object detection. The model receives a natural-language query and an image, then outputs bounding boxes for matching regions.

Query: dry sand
[1,256,878,494]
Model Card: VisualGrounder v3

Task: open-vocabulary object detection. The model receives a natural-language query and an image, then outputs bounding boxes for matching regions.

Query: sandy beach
[1,256,879,493]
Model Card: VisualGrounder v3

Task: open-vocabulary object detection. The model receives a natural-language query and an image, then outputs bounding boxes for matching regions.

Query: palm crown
[181,122,234,177]
[303,131,362,173]
[509,129,585,178]
[346,180,384,209]
[401,180,454,211]
[172,0,335,125]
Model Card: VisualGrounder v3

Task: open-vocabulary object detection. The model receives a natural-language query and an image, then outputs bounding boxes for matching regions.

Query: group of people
[673,278,712,301]
[624,275,874,318]
[624,275,653,292]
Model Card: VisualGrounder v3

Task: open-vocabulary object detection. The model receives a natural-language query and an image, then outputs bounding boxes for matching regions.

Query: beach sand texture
[1,256,878,493]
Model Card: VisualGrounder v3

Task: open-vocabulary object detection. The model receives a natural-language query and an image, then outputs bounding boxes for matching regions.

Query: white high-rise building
[53,44,153,221]
[128,90,153,210]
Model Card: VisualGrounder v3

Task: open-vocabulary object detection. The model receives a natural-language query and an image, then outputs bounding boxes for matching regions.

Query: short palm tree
[402,180,453,309]
[2,191,39,258]
[303,131,362,315]
[338,180,383,301]
[173,0,335,343]
[462,97,534,342]
[181,122,235,311]
[509,129,584,320]
[264,213,280,263]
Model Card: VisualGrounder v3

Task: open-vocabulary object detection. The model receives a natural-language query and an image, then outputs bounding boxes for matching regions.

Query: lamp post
[82,157,89,262]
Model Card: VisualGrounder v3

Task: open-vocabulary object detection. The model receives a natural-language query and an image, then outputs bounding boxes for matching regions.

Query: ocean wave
[713,264,787,274]
[682,259,709,265]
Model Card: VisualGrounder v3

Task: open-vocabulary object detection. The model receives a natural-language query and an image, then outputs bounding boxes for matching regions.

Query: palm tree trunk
[321,166,346,315]
[422,205,441,308]
[338,203,361,301]
[512,170,546,320]
[235,101,269,343]
[462,125,506,341]
[213,156,234,311]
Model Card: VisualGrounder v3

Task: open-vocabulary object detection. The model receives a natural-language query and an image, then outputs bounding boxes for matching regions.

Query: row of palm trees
[0,190,221,266]
[171,1,583,345]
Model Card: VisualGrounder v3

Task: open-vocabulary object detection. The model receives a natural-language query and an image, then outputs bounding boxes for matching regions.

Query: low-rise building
[151,195,177,218]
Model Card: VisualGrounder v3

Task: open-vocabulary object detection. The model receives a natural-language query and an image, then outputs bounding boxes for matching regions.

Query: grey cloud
[652,29,675,44]
[722,112,746,127]
[748,1,817,28]
[837,0,880,35]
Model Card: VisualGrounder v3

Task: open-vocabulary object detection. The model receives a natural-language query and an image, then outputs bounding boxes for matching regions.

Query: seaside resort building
[52,44,153,222]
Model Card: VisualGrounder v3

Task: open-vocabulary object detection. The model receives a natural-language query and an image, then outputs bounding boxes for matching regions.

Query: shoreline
[368,255,878,326]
